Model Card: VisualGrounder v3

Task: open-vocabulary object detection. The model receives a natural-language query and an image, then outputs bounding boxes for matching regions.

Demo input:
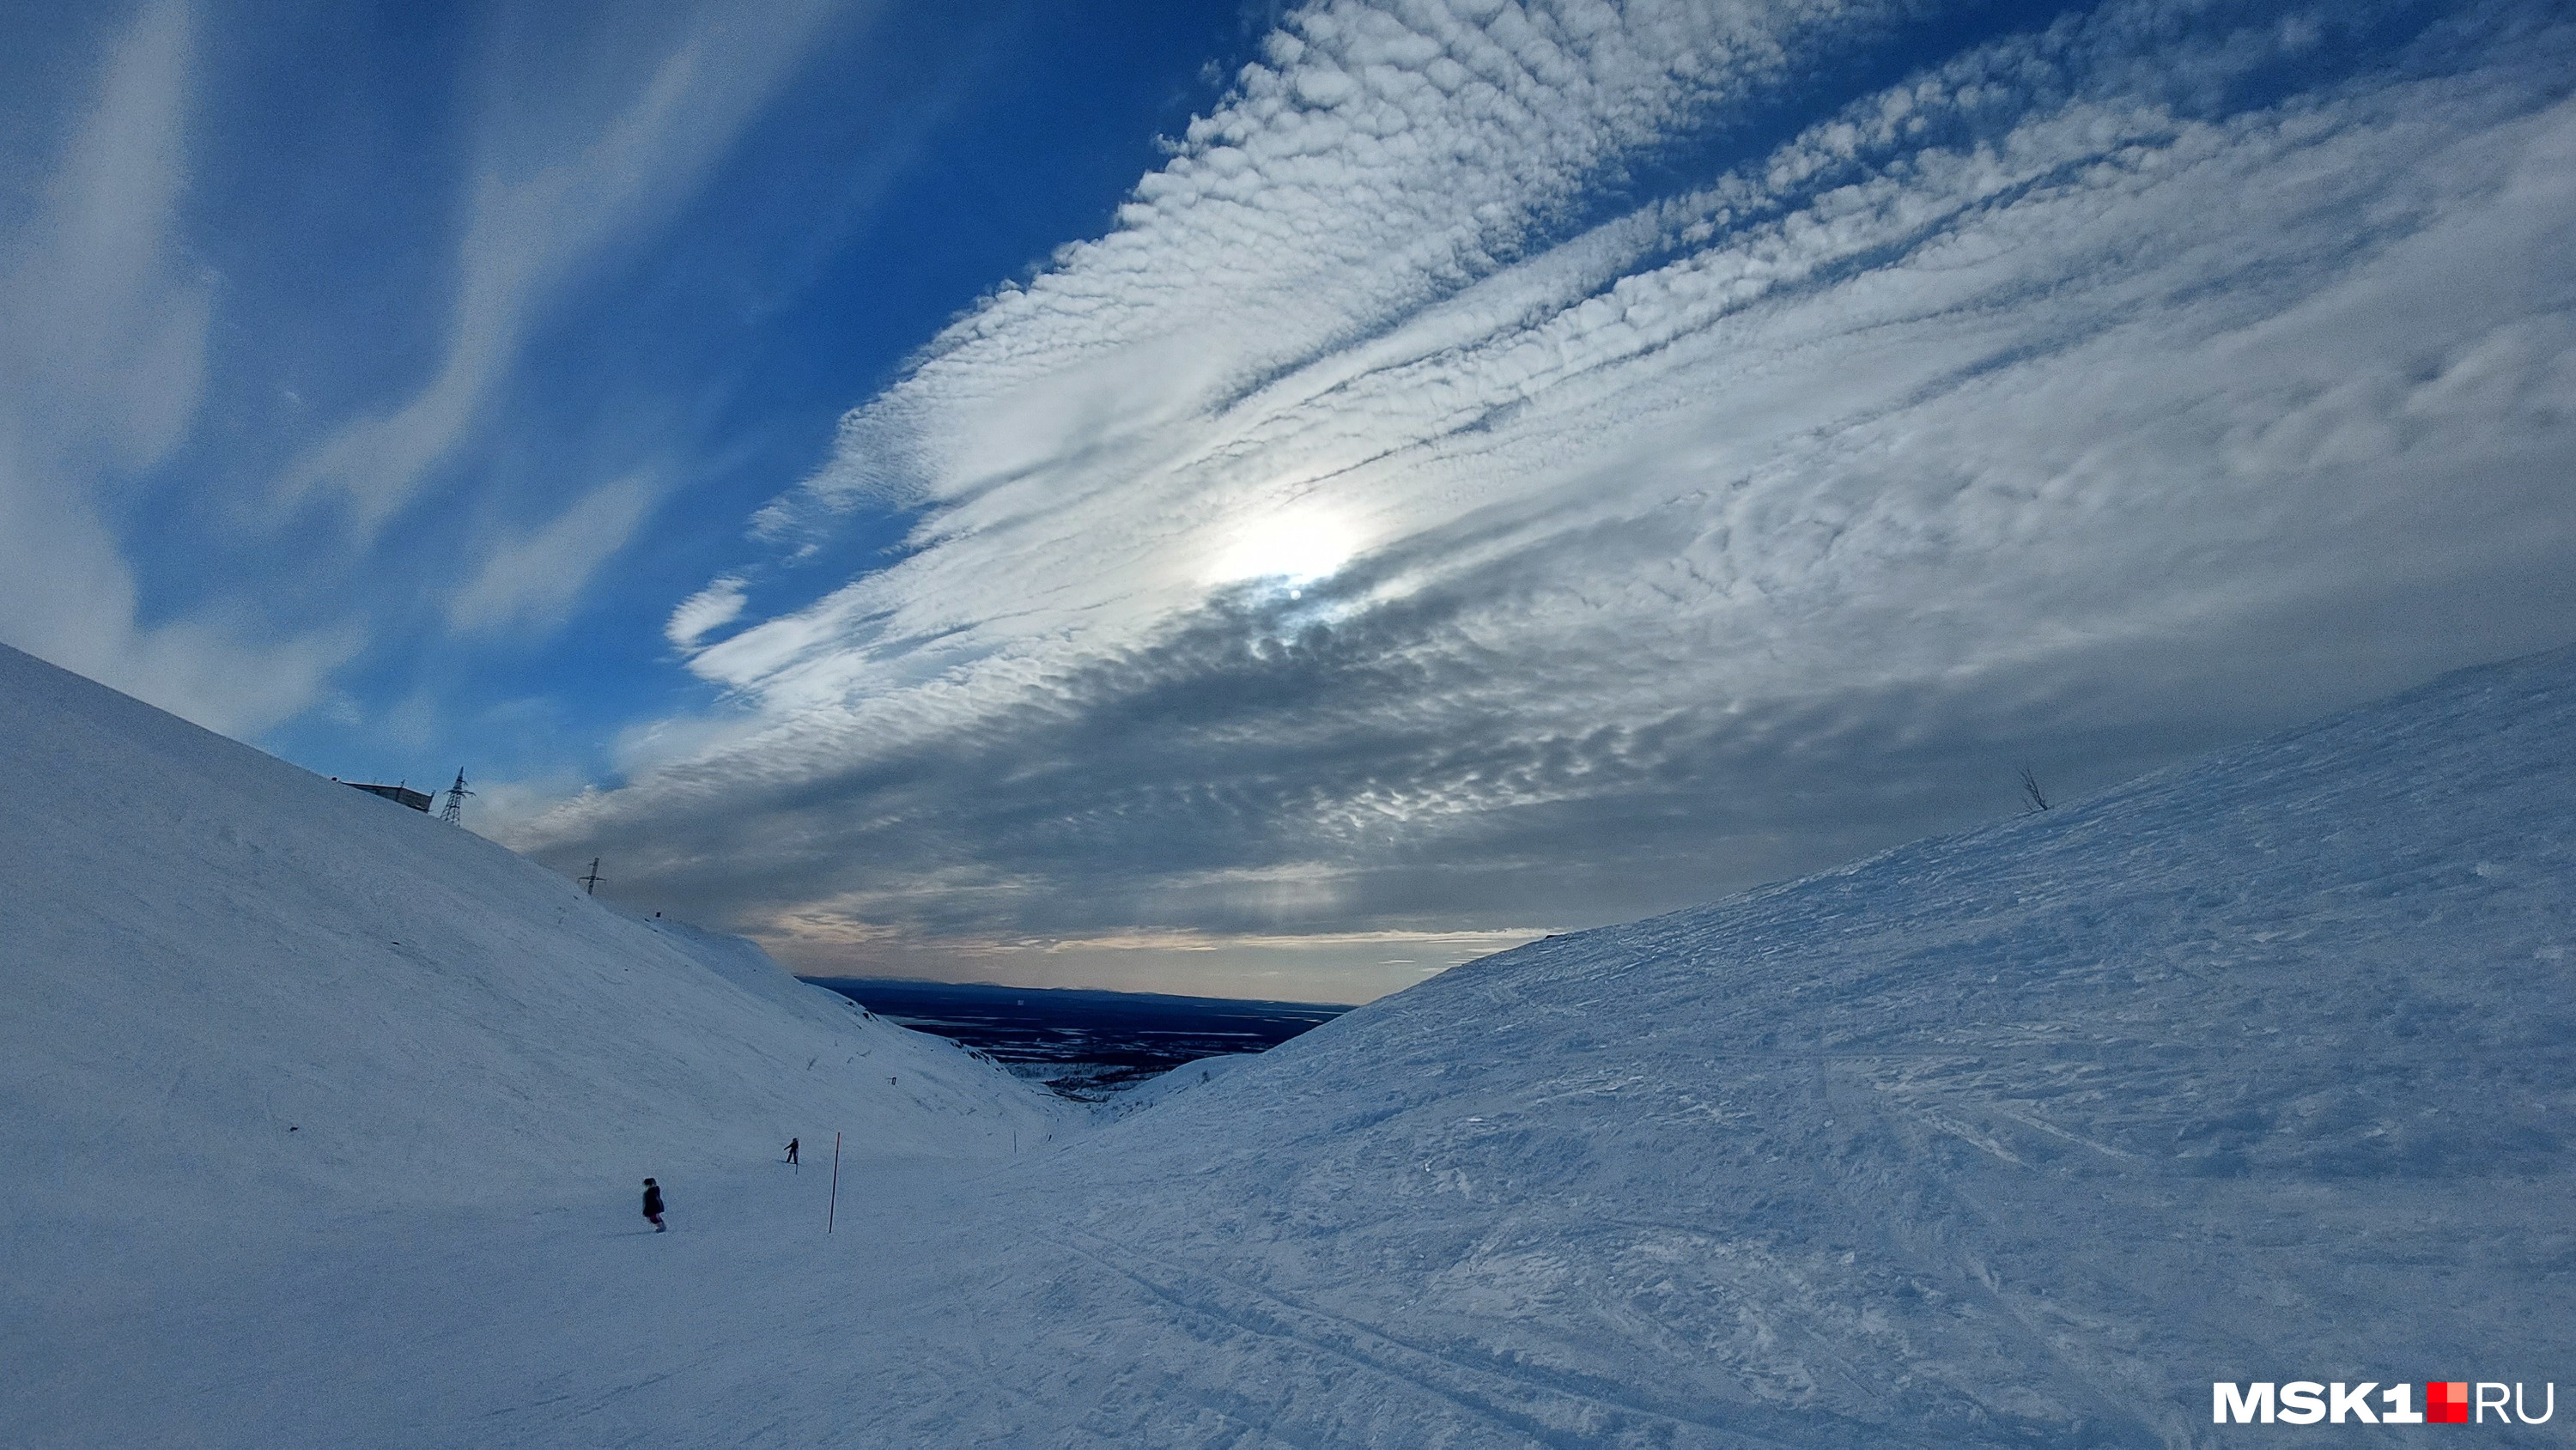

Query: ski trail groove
[1051,1227,1807,1448]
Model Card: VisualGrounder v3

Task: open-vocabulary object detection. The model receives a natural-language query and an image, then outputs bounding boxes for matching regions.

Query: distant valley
[804,978,1351,1098]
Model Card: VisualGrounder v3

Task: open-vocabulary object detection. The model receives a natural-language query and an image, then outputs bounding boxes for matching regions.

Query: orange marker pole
[827,1131,842,1234]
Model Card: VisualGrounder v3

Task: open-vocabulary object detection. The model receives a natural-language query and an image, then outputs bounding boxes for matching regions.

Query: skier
[641,1177,666,1232]
[784,1137,799,1165]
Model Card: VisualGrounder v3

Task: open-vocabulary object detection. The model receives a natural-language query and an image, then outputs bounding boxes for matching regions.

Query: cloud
[276,0,851,539]
[0,0,351,736]
[521,0,2576,998]
[447,471,664,634]
[765,921,1542,1004]
[665,575,749,651]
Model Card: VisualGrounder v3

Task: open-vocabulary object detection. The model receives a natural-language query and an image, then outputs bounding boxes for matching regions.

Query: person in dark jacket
[642,1177,665,1232]
[785,1137,799,1165]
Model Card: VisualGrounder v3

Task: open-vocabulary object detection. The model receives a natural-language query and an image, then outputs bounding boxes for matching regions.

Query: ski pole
[827,1131,841,1235]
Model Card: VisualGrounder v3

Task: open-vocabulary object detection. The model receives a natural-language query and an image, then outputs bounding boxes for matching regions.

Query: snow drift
[0,640,1068,1228]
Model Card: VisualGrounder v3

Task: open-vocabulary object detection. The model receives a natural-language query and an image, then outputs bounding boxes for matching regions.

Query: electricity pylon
[440,769,472,826]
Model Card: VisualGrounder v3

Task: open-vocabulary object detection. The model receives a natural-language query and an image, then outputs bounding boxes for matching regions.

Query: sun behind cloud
[1206,503,1361,588]
[503,0,2576,1004]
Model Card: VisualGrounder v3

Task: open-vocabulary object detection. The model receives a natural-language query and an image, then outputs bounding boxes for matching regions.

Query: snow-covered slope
[896,646,2576,1446]
[0,641,1070,1228]
[8,641,2572,1448]
[1094,1052,1256,1119]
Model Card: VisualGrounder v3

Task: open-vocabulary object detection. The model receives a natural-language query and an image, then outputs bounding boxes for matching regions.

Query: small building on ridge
[343,781,432,812]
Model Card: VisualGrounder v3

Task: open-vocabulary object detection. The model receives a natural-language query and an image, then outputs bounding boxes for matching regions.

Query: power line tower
[440,768,472,826]
[579,858,605,895]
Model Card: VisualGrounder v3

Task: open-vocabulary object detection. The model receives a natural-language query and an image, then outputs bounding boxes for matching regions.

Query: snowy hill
[0,640,1070,1228]
[857,646,2574,1446]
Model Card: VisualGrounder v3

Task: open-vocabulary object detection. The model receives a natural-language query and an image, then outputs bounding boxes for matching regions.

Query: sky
[3,0,2571,1003]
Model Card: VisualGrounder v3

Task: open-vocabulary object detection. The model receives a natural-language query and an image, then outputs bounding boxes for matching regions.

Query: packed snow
[3,640,2571,1446]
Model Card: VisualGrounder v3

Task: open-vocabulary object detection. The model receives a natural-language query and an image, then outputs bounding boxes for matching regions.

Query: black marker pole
[827,1131,842,1235]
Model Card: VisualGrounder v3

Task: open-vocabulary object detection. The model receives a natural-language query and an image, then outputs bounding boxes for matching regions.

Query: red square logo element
[2428,1381,2470,1423]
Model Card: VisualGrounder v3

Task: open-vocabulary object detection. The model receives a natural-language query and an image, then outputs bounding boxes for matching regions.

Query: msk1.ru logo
[2214,1381,2554,1425]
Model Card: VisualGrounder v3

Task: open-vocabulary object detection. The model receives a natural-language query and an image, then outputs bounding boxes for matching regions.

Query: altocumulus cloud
[519,0,2576,1001]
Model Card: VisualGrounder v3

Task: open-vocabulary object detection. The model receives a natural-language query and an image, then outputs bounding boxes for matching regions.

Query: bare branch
[2018,765,2050,814]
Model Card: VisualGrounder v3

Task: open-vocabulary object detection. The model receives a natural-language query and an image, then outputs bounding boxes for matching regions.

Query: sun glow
[1207,507,1358,586]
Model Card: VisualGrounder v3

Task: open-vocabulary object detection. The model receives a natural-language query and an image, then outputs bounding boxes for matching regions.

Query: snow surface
[1092,1052,1259,1119]
[6,640,2573,1447]
[0,641,1077,1441]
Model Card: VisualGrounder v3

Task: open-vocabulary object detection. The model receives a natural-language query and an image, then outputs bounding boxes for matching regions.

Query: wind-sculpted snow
[897,645,2574,1445]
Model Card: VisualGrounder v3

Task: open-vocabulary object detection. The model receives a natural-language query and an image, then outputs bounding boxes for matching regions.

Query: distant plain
[805,978,1350,1096]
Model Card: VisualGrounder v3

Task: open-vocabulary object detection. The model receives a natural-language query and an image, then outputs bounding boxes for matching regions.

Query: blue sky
[5,0,2573,1001]
[3,0,1275,774]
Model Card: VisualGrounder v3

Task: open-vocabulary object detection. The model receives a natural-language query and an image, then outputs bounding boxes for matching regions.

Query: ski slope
[4,640,2572,1447]
[972,646,2576,1445]
[0,637,1071,1248]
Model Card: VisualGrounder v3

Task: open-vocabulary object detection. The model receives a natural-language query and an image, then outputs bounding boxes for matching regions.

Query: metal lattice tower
[440,768,473,826]
[580,858,605,895]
